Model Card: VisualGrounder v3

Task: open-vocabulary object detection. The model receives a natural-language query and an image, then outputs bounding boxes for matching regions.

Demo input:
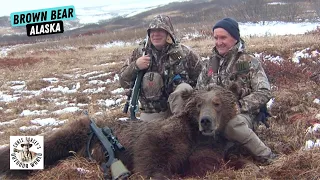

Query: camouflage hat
[147,14,176,44]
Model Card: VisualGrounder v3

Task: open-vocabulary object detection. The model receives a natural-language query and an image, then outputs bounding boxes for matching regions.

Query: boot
[255,152,278,165]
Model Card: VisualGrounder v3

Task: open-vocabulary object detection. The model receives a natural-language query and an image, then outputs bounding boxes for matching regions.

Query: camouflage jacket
[119,41,201,113]
[196,40,272,115]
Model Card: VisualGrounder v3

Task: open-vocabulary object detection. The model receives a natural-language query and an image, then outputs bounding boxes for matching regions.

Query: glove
[227,82,251,100]
[254,105,271,129]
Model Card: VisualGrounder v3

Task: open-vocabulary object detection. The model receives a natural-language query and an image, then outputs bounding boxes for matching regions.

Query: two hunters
[120,16,277,164]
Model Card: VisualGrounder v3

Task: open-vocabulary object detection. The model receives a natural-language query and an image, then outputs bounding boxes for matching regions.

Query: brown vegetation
[0,3,319,178]
[0,57,42,69]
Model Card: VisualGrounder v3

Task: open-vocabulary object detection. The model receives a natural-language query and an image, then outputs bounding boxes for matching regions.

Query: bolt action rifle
[84,111,130,180]
[123,35,149,120]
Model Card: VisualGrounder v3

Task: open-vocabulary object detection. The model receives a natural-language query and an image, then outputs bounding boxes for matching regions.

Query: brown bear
[0,85,240,179]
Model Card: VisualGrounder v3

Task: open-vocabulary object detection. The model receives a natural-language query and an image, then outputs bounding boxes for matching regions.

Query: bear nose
[200,117,212,129]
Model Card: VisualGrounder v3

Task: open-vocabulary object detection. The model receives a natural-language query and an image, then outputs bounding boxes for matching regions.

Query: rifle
[123,35,149,120]
[84,111,130,180]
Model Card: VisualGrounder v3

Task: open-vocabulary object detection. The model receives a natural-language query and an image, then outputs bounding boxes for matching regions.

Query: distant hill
[0,0,319,46]
[0,16,11,27]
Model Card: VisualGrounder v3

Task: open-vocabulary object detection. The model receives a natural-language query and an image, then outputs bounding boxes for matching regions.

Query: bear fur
[0,85,240,179]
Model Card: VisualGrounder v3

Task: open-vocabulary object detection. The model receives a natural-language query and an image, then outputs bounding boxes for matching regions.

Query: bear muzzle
[199,116,216,136]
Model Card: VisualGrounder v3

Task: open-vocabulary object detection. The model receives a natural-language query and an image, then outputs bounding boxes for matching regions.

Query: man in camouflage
[119,15,201,120]
[196,18,277,163]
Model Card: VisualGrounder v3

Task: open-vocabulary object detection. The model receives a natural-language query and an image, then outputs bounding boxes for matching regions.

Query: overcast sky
[1,0,183,16]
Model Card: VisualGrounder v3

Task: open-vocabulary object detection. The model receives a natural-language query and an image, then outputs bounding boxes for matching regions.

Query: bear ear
[183,89,202,109]
[181,89,195,101]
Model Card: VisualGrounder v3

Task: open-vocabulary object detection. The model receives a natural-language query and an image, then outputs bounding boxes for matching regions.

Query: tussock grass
[245,34,320,57]
[184,33,320,59]
[29,153,104,180]
[26,79,51,90]
[0,30,319,179]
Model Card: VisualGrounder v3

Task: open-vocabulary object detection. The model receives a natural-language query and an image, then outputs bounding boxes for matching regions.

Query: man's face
[22,144,30,152]
[150,28,168,50]
[213,28,237,56]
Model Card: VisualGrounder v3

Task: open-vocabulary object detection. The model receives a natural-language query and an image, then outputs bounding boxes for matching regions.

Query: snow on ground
[95,41,135,49]
[239,21,319,37]
[181,21,319,40]
[75,0,189,24]
[305,123,320,150]
[0,46,318,148]
[1,21,319,57]
[0,65,127,136]
[0,21,319,150]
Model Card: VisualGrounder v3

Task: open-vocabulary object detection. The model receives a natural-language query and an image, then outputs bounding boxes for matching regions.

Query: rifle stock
[122,89,132,114]
[128,71,144,120]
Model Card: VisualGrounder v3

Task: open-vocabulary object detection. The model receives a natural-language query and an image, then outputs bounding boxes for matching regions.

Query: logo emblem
[10,136,44,170]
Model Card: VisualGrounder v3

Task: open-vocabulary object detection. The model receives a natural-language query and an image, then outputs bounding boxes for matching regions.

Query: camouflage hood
[147,15,176,44]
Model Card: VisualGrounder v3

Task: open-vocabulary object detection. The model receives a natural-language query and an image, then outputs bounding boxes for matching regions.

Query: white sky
[0,0,183,16]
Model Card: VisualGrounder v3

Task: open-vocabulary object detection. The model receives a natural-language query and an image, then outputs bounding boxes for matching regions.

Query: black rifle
[84,111,130,180]
[123,35,149,120]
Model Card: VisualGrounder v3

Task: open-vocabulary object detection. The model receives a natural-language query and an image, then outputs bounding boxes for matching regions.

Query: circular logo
[10,136,43,170]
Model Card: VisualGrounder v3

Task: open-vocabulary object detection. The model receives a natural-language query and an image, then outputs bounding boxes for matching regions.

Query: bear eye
[196,102,202,110]
[213,102,220,107]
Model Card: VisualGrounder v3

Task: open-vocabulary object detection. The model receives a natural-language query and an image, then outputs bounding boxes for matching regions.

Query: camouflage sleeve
[184,47,202,87]
[119,48,141,89]
[239,58,272,113]
[196,59,211,90]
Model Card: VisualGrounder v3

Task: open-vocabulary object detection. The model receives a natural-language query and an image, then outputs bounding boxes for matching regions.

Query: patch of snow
[83,87,106,94]
[30,118,67,126]
[19,125,42,132]
[0,119,18,126]
[52,107,81,114]
[20,110,49,117]
[111,88,124,94]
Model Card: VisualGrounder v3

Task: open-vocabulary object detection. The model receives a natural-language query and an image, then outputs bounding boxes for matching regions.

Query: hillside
[0,0,319,46]
[0,31,319,179]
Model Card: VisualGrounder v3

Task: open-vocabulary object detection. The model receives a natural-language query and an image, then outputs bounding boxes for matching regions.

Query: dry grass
[245,34,320,57]
[0,29,320,179]
[183,33,320,59]
[29,153,105,180]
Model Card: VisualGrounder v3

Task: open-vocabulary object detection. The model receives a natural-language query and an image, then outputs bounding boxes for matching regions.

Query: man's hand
[135,55,151,70]
[228,82,242,99]
[228,82,251,100]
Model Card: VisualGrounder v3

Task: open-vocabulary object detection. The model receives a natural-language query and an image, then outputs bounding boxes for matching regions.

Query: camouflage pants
[140,83,193,121]
[224,114,271,157]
